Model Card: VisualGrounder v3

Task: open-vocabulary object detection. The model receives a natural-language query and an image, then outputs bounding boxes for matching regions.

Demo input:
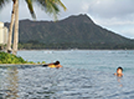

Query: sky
[0,0,134,39]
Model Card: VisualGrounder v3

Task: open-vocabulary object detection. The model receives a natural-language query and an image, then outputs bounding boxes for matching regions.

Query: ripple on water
[0,66,134,99]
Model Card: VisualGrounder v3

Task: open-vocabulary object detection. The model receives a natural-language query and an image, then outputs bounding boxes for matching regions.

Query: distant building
[0,22,8,45]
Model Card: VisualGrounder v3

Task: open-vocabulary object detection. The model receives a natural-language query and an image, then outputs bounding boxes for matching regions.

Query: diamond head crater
[5,14,134,50]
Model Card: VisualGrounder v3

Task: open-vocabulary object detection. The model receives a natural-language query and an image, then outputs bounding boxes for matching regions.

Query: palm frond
[45,0,60,20]
[0,0,10,9]
[25,0,36,19]
[54,0,67,11]
[34,0,66,21]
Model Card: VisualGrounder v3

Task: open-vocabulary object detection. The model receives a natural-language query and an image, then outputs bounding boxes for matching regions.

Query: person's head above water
[54,61,60,65]
[117,67,123,72]
[115,67,123,77]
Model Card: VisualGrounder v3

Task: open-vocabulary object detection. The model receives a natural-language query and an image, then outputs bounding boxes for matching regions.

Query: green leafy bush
[0,52,45,64]
[0,52,29,64]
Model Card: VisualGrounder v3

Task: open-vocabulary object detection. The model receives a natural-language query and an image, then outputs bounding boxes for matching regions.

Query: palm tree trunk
[12,0,19,55]
[6,0,16,53]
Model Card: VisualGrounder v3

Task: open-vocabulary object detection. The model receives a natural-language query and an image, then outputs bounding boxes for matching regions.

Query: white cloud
[1,0,134,39]
[95,17,134,26]
[89,0,134,19]
[82,2,90,12]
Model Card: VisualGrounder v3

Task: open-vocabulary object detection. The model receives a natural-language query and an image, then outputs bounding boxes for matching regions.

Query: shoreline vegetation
[18,42,134,50]
[0,52,45,65]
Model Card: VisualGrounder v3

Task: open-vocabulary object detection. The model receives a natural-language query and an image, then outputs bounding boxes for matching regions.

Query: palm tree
[0,0,67,55]
[12,0,19,55]
[0,0,16,53]
[0,0,34,54]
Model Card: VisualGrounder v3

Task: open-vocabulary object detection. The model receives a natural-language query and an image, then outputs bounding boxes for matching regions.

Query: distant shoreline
[18,49,134,51]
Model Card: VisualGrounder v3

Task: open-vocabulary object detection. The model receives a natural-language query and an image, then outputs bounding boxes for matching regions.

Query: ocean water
[0,50,134,99]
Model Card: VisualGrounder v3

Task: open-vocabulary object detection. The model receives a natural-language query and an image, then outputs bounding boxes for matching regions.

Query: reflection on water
[5,67,19,99]
[117,77,123,87]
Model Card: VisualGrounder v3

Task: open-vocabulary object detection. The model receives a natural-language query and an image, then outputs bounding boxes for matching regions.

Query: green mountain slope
[5,14,134,49]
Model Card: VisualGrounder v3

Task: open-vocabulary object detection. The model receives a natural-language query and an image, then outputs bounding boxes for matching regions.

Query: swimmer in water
[43,61,62,69]
[114,67,123,77]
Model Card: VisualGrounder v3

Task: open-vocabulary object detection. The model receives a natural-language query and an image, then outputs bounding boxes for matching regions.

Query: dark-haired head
[54,61,60,65]
[117,67,123,71]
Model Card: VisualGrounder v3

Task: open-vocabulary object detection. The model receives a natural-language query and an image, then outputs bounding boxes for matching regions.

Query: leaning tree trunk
[12,0,19,55]
[6,0,16,53]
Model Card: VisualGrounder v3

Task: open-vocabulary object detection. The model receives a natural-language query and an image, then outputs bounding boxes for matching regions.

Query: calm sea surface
[0,50,134,99]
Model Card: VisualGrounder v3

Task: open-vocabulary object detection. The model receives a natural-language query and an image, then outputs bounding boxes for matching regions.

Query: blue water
[0,50,134,99]
[18,50,134,74]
